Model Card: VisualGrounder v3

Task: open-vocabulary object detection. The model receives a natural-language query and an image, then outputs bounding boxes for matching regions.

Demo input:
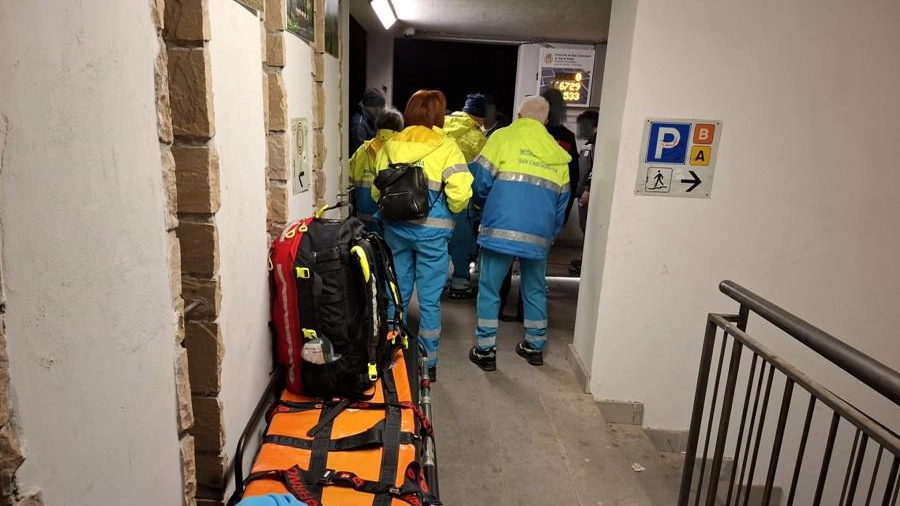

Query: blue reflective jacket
[470,118,571,259]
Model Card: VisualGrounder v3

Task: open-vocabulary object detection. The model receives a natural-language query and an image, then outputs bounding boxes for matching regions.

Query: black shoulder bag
[373,159,432,222]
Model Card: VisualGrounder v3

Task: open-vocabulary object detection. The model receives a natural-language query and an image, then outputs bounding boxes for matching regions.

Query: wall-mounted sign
[291,118,310,195]
[634,119,722,198]
[287,0,315,42]
[537,48,595,107]
[324,0,339,57]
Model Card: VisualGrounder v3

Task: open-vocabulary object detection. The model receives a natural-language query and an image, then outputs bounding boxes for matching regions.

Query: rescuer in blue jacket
[467,96,571,370]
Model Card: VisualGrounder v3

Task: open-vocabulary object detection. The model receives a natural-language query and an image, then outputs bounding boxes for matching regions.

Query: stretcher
[228,342,440,506]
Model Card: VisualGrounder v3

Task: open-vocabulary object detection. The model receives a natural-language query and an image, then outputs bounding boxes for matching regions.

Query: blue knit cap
[462,93,487,118]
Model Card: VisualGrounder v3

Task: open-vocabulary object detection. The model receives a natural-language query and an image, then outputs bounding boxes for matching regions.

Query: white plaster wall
[284,33,317,218]
[366,30,395,107]
[571,0,637,385]
[585,0,900,433]
[284,19,349,219]
[207,0,272,478]
[0,1,182,504]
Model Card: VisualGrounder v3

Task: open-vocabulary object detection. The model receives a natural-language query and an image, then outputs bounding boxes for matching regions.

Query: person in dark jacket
[349,87,386,155]
[576,109,598,232]
[570,109,599,275]
[541,88,580,224]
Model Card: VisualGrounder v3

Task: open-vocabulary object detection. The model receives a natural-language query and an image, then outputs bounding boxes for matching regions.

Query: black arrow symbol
[681,170,702,192]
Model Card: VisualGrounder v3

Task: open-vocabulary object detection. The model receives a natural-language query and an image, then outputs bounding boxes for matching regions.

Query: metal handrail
[711,315,900,453]
[720,280,900,405]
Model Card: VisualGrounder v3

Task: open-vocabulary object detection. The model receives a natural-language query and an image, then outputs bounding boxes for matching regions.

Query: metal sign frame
[634,118,723,199]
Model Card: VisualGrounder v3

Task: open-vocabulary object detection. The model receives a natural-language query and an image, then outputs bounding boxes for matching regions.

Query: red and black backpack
[269,208,406,398]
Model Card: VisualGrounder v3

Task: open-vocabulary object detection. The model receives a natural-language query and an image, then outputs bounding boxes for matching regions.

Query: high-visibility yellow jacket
[469,117,571,259]
[372,125,473,240]
[349,129,395,225]
[443,112,487,163]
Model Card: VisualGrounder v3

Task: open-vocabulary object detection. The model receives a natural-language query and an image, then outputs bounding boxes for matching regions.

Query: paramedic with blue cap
[371,89,473,380]
[467,95,571,370]
[444,93,488,299]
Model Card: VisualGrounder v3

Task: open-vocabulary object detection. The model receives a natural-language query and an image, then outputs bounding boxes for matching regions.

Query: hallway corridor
[415,256,683,505]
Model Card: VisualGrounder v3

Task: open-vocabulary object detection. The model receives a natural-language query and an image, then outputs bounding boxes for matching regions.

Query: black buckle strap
[324,462,438,506]
[375,366,402,506]
[243,466,323,506]
[307,402,338,499]
[243,462,438,506]
[306,398,352,437]
[265,421,418,452]
[273,399,434,440]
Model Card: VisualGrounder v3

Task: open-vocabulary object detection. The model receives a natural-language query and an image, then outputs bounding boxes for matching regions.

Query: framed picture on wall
[324,0,339,57]
[287,0,315,43]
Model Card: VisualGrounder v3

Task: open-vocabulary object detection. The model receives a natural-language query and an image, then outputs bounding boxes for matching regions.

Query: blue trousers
[448,208,478,283]
[384,228,449,367]
[475,249,548,350]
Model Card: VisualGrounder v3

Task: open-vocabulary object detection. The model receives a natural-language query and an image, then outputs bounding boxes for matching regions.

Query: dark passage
[393,38,519,118]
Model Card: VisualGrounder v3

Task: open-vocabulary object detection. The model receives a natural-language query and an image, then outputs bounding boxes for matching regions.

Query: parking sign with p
[646,122,691,164]
[635,118,722,198]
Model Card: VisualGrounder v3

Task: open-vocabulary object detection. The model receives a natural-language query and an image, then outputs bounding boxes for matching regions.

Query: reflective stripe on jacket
[443,112,487,164]
[470,117,571,259]
[349,129,395,221]
[372,125,473,240]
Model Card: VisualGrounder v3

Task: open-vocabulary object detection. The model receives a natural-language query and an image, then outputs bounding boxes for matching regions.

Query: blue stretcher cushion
[236,494,307,506]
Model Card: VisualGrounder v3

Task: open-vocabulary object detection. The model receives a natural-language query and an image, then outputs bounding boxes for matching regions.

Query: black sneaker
[448,285,476,299]
[428,366,437,382]
[468,346,497,371]
[516,341,544,366]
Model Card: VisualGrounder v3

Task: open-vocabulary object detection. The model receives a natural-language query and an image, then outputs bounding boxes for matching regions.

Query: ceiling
[350,0,611,44]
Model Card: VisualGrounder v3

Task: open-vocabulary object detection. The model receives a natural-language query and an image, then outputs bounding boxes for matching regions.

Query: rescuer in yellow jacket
[371,90,473,379]
[467,96,571,371]
[348,107,403,233]
[443,93,489,299]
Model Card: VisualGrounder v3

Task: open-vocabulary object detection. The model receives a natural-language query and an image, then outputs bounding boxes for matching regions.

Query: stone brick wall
[153,1,343,503]
[153,0,198,505]
[264,0,290,239]
[312,0,328,207]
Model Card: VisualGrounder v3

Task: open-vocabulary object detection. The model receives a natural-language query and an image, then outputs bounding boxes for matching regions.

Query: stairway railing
[678,280,900,506]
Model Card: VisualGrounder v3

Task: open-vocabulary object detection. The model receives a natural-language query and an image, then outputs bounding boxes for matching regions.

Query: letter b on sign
[693,123,715,145]
[646,122,690,164]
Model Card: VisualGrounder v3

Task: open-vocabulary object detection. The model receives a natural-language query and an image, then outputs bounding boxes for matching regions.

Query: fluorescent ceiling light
[371,0,397,30]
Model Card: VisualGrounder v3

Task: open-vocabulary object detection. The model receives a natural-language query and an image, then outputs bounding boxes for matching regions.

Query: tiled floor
[406,248,683,505]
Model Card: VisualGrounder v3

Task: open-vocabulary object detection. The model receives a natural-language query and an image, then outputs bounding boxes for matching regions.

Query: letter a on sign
[690,146,711,166]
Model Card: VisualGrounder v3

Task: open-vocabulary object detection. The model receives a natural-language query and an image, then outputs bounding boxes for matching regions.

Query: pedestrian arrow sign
[635,119,722,198]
